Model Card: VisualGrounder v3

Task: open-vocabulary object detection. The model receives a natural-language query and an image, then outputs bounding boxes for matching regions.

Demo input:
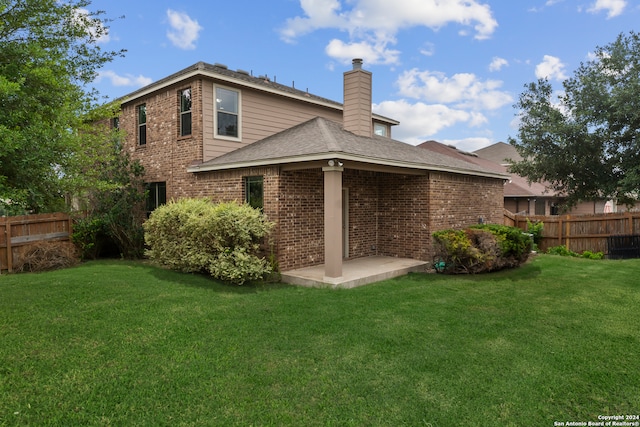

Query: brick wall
[178,168,504,271]
[275,169,324,271]
[343,170,378,259]
[428,172,504,232]
[120,79,204,199]
[378,173,432,261]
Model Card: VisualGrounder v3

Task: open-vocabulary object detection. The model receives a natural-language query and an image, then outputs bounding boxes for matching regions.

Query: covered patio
[281,255,429,288]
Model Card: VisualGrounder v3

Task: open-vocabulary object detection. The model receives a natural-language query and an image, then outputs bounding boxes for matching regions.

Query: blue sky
[88,0,638,151]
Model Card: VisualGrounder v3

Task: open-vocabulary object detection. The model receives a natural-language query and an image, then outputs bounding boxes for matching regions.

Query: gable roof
[188,117,508,180]
[473,141,522,165]
[119,61,399,126]
[419,140,553,197]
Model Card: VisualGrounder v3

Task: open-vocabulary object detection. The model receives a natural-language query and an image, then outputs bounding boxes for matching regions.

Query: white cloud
[166,9,202,50]
[396,69,512,110]
[97,70,153,88]
[281,0,497,64]
[489,56,508,72]
[535,55,568,81]
[419,42,436,57]
[325,38,400,65]
[373,99,487,145]
[587,0,626,18]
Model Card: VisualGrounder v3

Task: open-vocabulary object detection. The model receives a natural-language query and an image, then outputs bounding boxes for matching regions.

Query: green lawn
[1,255,639,426]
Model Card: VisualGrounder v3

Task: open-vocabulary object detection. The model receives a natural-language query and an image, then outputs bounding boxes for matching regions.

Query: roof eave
[187,153,509,180]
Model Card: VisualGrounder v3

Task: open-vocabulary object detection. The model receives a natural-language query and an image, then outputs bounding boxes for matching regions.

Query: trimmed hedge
[144,199,274,285]
[433,224,532,274]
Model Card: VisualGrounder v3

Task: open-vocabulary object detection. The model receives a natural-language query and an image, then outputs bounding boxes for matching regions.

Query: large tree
[508,31,640,208]
[0,0,124,214]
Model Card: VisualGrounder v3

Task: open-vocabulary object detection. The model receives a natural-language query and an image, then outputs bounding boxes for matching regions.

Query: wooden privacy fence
[0,213,73,273]
[505,210,640,255]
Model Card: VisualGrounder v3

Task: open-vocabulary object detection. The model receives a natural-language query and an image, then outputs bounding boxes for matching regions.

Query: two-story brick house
[116,59,507,284]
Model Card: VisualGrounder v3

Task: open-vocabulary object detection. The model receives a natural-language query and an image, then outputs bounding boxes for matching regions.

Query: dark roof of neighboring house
[119,61,399,126]
[418,140,553,197]
[473,141,522,164]
[188,117,508,180]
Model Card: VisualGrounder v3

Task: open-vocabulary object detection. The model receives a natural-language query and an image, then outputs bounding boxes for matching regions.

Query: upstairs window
[137,104,147,145]
[111,116,119,131]
[180,88,192,137]
[374,122,388,137]
[245,176,263,211]
[215,86,239,139]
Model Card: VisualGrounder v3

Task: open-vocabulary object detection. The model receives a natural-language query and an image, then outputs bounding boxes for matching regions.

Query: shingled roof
[119,61,399,126]
[187,117,508,179]
[419,140,553,197]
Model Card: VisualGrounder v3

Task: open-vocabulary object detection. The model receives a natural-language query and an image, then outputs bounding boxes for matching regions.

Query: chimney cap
[352,58,363,70]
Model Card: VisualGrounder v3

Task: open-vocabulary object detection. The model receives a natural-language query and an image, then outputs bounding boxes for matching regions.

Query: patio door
[342,188,349,259]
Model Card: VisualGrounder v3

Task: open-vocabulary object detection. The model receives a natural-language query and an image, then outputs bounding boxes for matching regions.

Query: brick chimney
[343,58,372,137]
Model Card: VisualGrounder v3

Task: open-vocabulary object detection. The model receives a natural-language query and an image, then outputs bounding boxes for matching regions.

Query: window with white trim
[244,176,263,211]
[374,122,388,137]
[137,104,147,145]
[180,88,192,137]
[215,86,240,139]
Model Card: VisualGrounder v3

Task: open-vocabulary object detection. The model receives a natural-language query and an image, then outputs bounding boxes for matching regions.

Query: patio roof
[188,117,508,180]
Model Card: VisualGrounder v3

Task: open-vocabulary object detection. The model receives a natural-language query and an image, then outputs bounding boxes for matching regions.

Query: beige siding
[202,80,214,149]
[203,80,343,161]
[343,69,372,137]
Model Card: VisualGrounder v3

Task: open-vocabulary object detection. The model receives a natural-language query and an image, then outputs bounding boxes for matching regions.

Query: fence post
[6,216,13,273]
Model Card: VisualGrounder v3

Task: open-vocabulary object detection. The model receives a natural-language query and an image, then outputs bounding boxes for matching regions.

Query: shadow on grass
[404,256,542,284]
[142,261,295,294]
[78,259,295,294]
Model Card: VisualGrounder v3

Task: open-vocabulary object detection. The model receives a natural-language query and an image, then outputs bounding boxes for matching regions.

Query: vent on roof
[214,63,228,69]
[237,69,250,76]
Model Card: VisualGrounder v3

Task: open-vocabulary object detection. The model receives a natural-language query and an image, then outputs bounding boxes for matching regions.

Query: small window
[146,182,166,216]
[245,176,263,211]
[137,104,147,145]
[215,86,239,138]
[111,116,119,131]
[180,88,192,137]
[374,123,388,137]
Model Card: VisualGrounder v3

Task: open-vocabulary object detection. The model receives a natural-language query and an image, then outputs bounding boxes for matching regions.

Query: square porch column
[323,164,343,279]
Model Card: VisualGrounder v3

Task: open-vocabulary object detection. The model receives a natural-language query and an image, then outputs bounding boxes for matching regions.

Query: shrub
[547,245,578,257]
[526,219,544,248]
[471,224,532,262]
[144,199,275,285]
[581,250,604,260]
[546,246,604,259]
[433,224,532,274]
[71,216,107,260]
[15,241,79,272]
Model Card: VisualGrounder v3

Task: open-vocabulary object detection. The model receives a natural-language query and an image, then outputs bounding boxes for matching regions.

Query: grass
[1,255,639,426]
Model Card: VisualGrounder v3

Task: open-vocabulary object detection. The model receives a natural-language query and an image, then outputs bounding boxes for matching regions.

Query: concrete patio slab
[281,256,429,288]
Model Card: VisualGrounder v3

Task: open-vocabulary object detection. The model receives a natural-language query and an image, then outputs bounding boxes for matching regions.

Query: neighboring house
[116,59,507,282]
[473,142,631,215]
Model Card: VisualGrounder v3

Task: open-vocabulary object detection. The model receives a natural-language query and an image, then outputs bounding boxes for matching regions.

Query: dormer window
[215,86,240,139]
[374,122,388,137]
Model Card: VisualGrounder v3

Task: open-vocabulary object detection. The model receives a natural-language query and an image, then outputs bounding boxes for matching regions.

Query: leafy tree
[0,0,124,213]
[72,132,147,259]
[508,32,640,207]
